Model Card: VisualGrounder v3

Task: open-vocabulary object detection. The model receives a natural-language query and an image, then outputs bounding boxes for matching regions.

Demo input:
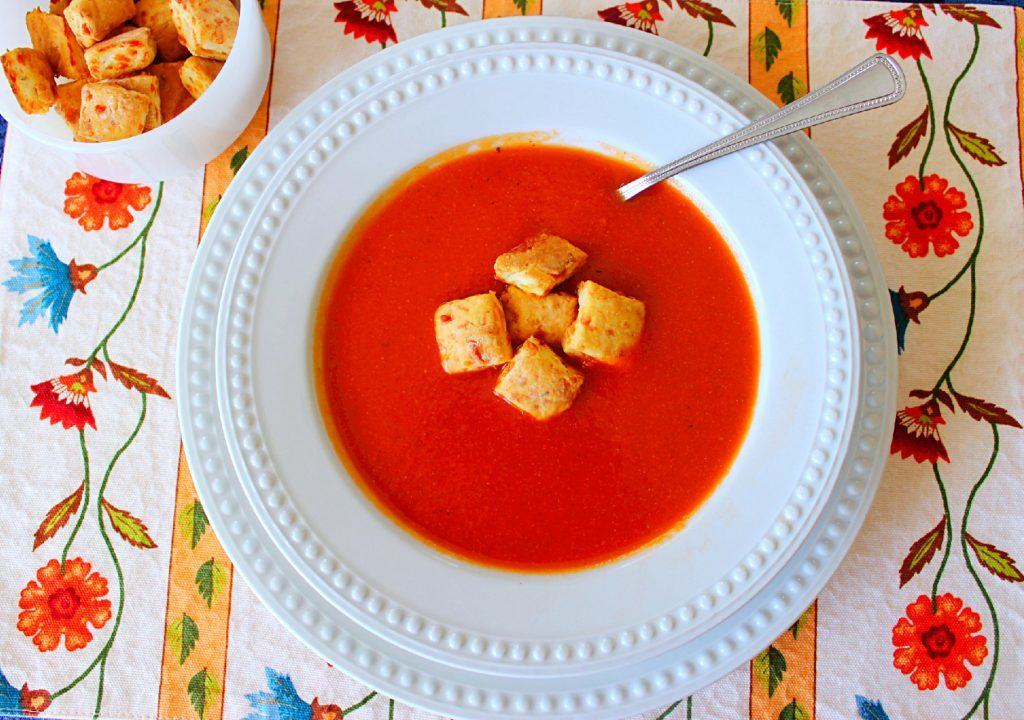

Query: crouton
[494,233,588,296]
[434,292,513,374]
[179,55,221,99]
[2,48,57,114]
[84,27,157,80]
[494,338,584,420]
[104,74,161,129]
[169,0,239,61]
[499,285,577,348]
[63,0,135,48]
[54,78,86,127]
[26,9,90,79]
[563,281,645,364]
[134,0,189,61]
[148,61,193,120]
[77,82,148,141]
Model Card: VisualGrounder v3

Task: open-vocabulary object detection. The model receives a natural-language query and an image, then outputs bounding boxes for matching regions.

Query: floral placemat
[0,2,1022,719]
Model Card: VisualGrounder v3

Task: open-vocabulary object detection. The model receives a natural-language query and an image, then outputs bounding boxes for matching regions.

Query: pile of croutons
[2,0,239,142]
[434,233,646,421]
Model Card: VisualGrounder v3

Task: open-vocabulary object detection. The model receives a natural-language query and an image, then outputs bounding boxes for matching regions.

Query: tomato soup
[315,142,759,572]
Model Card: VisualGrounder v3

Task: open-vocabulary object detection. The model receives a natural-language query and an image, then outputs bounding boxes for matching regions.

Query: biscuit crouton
[63,0,135,48]
[104,74,161,129]
[169,0,239,61]
[494,338,584,420]
[54,78,86,127]
[563,281,645,364]
[148,60,193,120]
[179,55,221,99]
[135,0,189,60]
[2,48,57,114]
[26,9,90,79]
[84,27,157,80]
[494,233,587,296]
[434,292,513,374]
[499,285,577,348]
[77,82,148,141]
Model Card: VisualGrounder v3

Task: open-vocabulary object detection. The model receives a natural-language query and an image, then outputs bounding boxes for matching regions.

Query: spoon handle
[618,53,906,201]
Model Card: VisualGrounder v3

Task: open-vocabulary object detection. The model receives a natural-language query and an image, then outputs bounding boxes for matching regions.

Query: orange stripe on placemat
[748,0,809,110]
[157,456,236,720]
[482,0,541,19]
[157,2,283,718]
[1016,8,1023,207]
[749,602,817,720]
[746,8,815,715]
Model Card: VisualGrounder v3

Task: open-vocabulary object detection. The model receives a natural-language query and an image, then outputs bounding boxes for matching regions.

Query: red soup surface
[315,142,759,572]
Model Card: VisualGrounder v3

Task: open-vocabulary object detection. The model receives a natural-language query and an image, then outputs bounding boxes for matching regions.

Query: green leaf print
[753,645,787,698]
[188,668,220,719]
[169,614,200,664]
[195,558,227,607]
[180,500,210,550]
[752,27,782,71]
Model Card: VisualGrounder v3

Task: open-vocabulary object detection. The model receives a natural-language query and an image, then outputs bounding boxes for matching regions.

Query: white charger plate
[177,17,896,718]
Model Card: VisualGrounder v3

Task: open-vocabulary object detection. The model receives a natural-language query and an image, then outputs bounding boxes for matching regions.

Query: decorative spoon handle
[617,53,906,201]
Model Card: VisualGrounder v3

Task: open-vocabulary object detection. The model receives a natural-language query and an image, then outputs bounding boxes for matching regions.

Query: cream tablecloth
[0,1,1022,719]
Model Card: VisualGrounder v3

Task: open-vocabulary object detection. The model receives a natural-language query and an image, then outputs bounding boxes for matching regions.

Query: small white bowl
[0,0,270,182]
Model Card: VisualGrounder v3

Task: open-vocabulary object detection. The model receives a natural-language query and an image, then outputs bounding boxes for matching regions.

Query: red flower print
[864,4,931,60]
[896,286,929,324]
[311,698,343,720]
[893,593,988,690]
[884,174,973,258]
[63,172,152,232]
[333,0,397,46]
[30,369,97,431]
[68,259,99,292]
[19,686,52,716]
[416,0,468,16]
[598,1,664,34]
[891,398,949,463]
[17,558,112,652]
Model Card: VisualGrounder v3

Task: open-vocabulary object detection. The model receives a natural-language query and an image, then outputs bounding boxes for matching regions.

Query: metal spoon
[617,53,905,201]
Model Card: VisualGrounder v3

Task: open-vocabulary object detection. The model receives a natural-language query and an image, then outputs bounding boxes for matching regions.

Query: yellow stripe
[157,457,236,720]
[746,5,815,712]
[158,1,283,717]
[749,602,817,720]
[747,1,813,712]
[748,0,809,109]
[482,0,541,20]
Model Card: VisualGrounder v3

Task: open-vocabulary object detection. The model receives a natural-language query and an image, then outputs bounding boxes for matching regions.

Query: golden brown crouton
[169,0,239,61]
[499,285,577,348]
[77,82,148,141]
[135,0,189,61]
[50,0,72,14]
[104,74,161,129]
[54,78,86,127]
[494,338,584,420]
[179,55,222,99]
[26,9,90,80]
[434,292,513,374]
[84,27,157,80]
[63,0,135,48]
[148,61,193,120]
[494,233,588,296]
[563,281,645,364]
[2,48,57,114]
